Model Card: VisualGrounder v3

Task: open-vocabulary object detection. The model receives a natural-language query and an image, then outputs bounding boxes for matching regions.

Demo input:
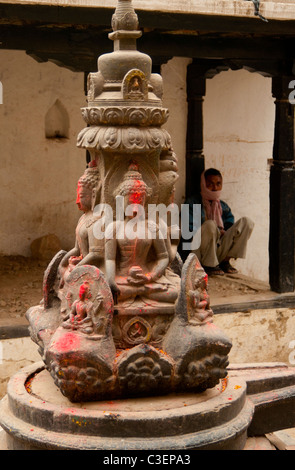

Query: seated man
[186,168,254,276]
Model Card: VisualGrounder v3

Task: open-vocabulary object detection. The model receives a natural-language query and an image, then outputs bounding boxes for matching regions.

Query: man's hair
[204,168,222,179]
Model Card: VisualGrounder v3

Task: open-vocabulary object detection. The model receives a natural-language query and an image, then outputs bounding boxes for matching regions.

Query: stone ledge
[244,435,276,450]
[229,363,295,436]
[0,318,29,340]
[0,428,7,451]
[266,429,295,450]
[2,292,295,338]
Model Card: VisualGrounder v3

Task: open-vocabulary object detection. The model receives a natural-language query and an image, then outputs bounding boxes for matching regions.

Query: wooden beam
[140,33,295,61]
[1,1,295,35]
[1,24,295,72]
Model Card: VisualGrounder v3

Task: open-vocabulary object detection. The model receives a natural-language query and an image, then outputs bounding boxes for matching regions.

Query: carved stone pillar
[269,76,295,293]
[186,64,206,198]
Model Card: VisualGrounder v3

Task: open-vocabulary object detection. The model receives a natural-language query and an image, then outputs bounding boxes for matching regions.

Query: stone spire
[97,0,151,88]
[111,0,140,34]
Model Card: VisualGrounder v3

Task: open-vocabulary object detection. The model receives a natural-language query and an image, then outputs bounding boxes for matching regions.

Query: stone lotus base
[0,362,253,450]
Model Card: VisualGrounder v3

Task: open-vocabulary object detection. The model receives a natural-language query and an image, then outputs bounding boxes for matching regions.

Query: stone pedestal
[0,362,253,450]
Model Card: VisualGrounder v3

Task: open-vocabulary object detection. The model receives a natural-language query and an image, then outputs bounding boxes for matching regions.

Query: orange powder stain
[53,332,81,352]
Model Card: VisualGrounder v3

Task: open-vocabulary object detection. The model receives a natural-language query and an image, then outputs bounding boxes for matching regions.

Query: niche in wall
[45,99,70,139]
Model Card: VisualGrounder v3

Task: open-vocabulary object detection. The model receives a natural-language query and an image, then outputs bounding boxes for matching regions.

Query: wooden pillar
[185,63,206,198]
[269,76,295,293]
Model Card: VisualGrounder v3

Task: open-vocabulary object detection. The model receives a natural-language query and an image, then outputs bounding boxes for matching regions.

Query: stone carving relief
[122,69,149,101]
[81,106,169,127]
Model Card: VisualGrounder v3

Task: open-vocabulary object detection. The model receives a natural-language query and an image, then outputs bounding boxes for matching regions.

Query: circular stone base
[0,362,254,450]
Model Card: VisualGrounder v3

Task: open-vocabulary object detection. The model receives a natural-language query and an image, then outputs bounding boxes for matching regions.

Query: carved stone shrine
[6,0,295,451]
[22,0,232,404]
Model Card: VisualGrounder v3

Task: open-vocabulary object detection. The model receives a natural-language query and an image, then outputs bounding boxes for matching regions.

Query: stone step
[266,430,295,450]
[244,436,276,450]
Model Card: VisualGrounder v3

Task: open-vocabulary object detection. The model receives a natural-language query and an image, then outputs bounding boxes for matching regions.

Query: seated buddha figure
[62,281,106,336]
[104,163,179,307]
[59,164,103,287]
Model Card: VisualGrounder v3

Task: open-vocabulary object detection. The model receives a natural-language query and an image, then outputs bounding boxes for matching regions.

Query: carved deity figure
[122,69,148,101]
[59,164,103,287]
[128,76,142,97]
[188,271,214,325]
[63,281,105,335]
[105,163,179,306]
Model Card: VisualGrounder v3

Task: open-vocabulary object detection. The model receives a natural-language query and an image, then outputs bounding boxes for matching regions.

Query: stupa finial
[111,0,139,32]
[108,0,142,48]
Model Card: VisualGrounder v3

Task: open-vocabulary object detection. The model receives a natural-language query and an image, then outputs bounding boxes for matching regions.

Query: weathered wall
[0,53,188,257]
[0,50,86,256]
[203,69,275,282]
[0,337,40,398]
[214,308,295,365]
[161,57,190,206]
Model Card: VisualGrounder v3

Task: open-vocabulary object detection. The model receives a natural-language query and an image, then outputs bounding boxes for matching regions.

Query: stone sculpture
[26,0,232,402]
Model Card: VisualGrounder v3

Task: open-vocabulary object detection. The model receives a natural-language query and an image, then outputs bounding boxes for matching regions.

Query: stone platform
[2,362,295,451]
[0,362,295,451]
[0,362,253,450]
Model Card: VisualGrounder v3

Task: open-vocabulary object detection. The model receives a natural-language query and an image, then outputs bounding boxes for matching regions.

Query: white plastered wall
[0,53,189,257]
[161,57,190,207]
[203,69,275,283]
[0,50,86,256]
[0,53,274,284]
